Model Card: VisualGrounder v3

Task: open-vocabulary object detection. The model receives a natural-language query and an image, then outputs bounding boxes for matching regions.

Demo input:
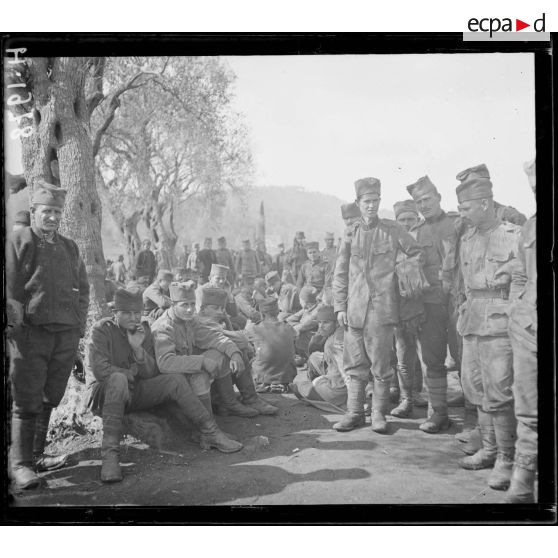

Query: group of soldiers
[6,159,537,504]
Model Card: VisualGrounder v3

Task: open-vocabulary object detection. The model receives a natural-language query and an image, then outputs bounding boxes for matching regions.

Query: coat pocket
[484,303,509,335]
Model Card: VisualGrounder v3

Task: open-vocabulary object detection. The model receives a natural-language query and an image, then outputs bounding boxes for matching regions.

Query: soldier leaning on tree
[7,182,90,490]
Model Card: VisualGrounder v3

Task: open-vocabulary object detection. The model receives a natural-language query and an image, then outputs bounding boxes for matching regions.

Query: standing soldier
[406,176,457,433]
[186,243,201,277]
[256,241,273,276]
[287,231,307,279]
[7,182,90,490]
[341,203,361,228]
[321,232,338,284]
[455,165,520,491]
[135,239,157,284]
[273,242,288,277]
[332,177,424,434]
[177,244,189,269]
[235,239,260,286]
[296,241,329,294]
[198,238,217,285]
[215,236,236,285]
[506,159,537,503]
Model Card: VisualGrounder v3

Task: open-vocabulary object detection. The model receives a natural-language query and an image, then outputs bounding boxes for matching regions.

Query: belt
[468,288,509,300]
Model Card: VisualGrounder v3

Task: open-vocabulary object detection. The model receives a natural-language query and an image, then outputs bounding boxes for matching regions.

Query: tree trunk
[11,57,109,320]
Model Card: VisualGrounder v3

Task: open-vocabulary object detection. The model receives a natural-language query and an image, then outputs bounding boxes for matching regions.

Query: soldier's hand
[7,298,24,327]
[337,311,348,329]
[127,325,146,349]
[125,363,138,386]
[202,356,220,378]
[230,353,245,374]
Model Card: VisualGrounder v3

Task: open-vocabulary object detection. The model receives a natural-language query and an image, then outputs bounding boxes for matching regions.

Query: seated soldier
[152,282,260,418]
[296,241,329,295]
[265,270,301,322]
[85,287,242,484]
[252,277,268,311]
[286,285,320,366]
[142,269,173,323]
[235,286,263,324]
[245,297,297,394]
[291,305,347,407]
[196,286,278,415]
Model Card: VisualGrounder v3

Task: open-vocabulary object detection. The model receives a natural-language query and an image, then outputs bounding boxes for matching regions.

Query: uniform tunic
[296,259,330,292]
[235,249,260,283]
[457,220,519,412]
[321,245,338,287]
[197,249,217,283]
[142,282,172,321]
[277,282,301,321]
[215,248,236,284]
[286,303,320,357]
[135,249,157,282]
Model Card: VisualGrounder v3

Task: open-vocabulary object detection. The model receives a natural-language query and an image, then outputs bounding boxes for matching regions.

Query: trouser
[447,296,462,369]
[295,329,315,358]
[461,334,514,412]
[394,323,420,398]
[509,311,538,471]
[417,303,448,382]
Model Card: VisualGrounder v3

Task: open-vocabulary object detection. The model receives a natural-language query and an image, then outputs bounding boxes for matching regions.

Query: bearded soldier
[455,165,520,492]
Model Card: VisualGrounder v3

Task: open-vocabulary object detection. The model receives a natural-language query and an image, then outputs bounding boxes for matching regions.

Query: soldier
[111,255,127,284]
[273,242,288,277]
[186,243,200,275]
[198,238,217,285]
[296,241,329,294]
[286,285,320,366]
[215,236,236,285]
[177,244,189,269]
[142,269,173,323]
[287,231,308,278]
[245,297,297,394]
[86,287,242,482]
[236,239,260,286]
[455,165,520,491]
[266,270,301,322]
[7,182,89,490]
[256,241,273,276]
[321,232,337,287]
[12,209,31,233]
[406,176,458,433]
[235,286,263,324]
[506,159,537,503]
[135,239,157,284]
[291,305,347,407]
[332,177,425,434]
[340,202,361,227]
[390,200,425,418]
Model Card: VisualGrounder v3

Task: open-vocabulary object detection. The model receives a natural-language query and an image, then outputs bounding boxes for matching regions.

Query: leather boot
[10,415,41,490]
[391,364,414,418]
[194,396,243,453]
[33,406,68,473]
[371,378,390,434]
[488,409,517,491]
[213,375,259,417]
[456,399,478,443]
[420,376,450,433]
[101,402,124,483]
[333,377,366,431]
[458,408,497,470]
[505,461,536,503]
[237,369,279,415]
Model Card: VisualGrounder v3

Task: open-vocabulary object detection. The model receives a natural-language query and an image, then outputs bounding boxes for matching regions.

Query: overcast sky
[224,53,536,216]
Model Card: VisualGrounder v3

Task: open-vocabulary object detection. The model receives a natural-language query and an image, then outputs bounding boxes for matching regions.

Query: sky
[223,53,536,216]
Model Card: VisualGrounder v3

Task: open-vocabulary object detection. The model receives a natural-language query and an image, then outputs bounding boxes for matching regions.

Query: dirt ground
[9,370,508,507]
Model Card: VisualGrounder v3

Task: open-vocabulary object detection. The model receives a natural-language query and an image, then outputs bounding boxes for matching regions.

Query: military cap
[242,238,251,244]
[325,232,335,240]
[523,158,536,191]
[277,242,284,248]
[31,181,67,208]
[210,263,229,278]
[456,177,493,203]
[354,177,381,198]
[157,269,173,281]
[306,241,319,251]
[456,163,491,182]
[299,285,318,303]
[204,237,212,242]
[265,270,280,284]
[170,281,196,303]
[114,288,143,312]
[316,304,336,322]
[200,286,228,308]
[341,202,360,219]
[393,199,418,218]
[406,175,438,198]
[217,236,226,243]
[259,297,279,314]
[295,231,305,239]
[14,209,31,225]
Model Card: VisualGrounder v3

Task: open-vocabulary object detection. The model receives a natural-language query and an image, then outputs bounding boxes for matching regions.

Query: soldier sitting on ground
[235,286,263,324]
[265,270,301,322]
[85,287,242,484]
[286,285,320,367]
[142,269,173,324]
[245,297,297,394]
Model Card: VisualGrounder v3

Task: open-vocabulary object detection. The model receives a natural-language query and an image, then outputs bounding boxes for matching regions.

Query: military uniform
[296,259,330,292]
[287,234,307,278]
[215,243,236,285]
[135,248,157,283]
[286,294,320,359]
[197,246,217,284]
[142,280,172,323]
[235,246,260,286]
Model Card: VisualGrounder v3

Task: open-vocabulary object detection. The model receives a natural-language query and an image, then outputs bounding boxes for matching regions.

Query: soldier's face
[357,194,380,221]
[174,301,196,321]
[116,310,142,331]
[210,275,227,288]
[307,248,319,262]
[396,211,419,231]
[318,319,336,337]
[458,199,486,227]
[243,241,251,250]
[414,191,441,219]
[202,305,225,320]
[32,204,62,233]
[160,278,171,290]
[269,279,281,293]
[325,238,334,248]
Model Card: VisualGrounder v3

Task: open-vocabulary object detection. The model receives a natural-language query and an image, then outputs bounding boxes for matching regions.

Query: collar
[475,217,500,235]
[425,209,446,224]
[32,225,58,243]
[359,216,379,231]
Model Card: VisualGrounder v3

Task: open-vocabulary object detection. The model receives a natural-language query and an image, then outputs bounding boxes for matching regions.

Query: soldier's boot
[371,378,390,434]
[391,365,414,418]
[195,395,243,453]
[460,428,482,455]
[236,368,279,416]
[363,381,374,416]
[213,376,259,418]
[389,374,400,403]
[505,458,536,504]
[10,415,42,490]
[488,410,517,491]
[100,402,124,483]
[456,398,479,443]
[333,377,366,432]
[458,408,497,470]
[419,376,450,433]
[33,406,68,473]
